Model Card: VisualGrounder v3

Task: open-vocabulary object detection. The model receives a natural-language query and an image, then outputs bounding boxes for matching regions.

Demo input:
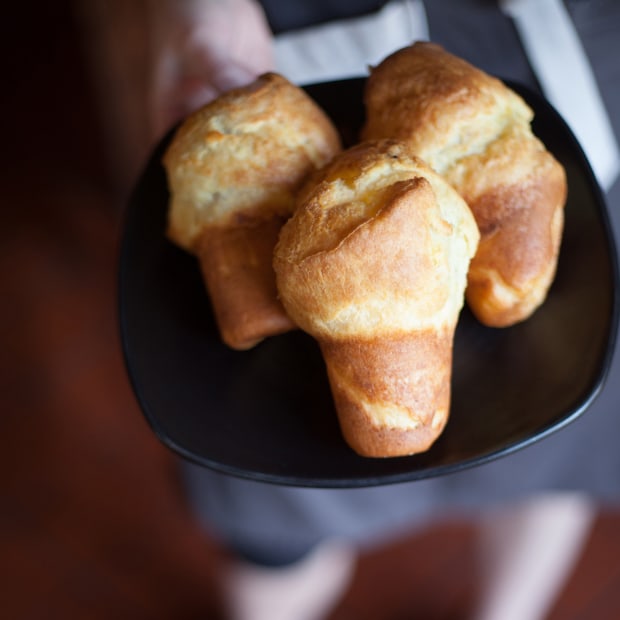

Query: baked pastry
[273,140,479,457]
[163,73,342,349]
[362,42,567,327]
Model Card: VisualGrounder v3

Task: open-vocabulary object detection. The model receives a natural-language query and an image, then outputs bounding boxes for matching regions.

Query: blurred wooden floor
[2,2,620,619]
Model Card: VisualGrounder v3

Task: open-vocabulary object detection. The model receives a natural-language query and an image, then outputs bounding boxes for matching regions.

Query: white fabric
[274,0,429,84]
[500,0,620,191]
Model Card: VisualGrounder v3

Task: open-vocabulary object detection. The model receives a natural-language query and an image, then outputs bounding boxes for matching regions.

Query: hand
[148,0,274,140]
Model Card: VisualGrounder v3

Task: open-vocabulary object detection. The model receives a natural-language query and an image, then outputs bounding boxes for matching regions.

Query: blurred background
[1,1,620,618]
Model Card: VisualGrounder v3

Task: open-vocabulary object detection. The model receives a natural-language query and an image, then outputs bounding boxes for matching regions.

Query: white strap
[500,0,620,191]
[273,0,429,85]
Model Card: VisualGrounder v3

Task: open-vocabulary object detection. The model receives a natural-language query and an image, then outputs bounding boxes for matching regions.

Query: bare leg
[222,539,356,620]
[474,493,595,620]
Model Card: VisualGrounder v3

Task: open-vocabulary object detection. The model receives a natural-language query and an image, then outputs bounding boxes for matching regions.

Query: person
[145,1,620,619]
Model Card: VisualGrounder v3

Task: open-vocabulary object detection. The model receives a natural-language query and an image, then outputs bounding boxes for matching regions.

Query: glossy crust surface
[362,42,567,326]
[164,72,341,251]
[274,140,479,456]
[163,73,341,349]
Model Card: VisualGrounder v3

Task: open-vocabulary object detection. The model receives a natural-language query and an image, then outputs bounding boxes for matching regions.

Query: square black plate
[118,77,618,488]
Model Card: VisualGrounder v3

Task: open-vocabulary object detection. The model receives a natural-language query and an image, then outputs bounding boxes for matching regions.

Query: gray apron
[182,0,620,566]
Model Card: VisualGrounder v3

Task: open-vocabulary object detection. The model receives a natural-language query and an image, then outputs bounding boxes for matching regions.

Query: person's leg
[473,493,595,620]
[223,539,356,620]
[182,462,359,620]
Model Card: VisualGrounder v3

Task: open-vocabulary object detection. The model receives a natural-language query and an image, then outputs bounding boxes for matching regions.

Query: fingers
[147,0,275,142]
[152,61,260,139]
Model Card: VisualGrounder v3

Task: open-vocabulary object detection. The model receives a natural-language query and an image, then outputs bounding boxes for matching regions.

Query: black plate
[119,77,619,488]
